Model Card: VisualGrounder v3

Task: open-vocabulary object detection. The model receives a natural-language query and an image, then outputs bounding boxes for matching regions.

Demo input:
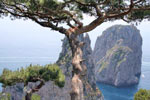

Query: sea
[0,48,150,100]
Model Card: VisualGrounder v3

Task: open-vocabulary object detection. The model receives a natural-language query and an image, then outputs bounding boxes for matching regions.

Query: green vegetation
[56,38,72,76]
[57,51,72,65]
[113,48,125,60]
[1,0,150,99]
[0,64,65,88]
[0,64,65,100]
[117,57,126,67]
[98,61,108,73]
[0,93,11,100]
[22,94,41,100]
[114,46,131,67]
[113,47,127,67]
[97,45,132,73]
[107,45,131,67]
[134,89,150,100]
[31,94,41,100]
[57,38,72,65]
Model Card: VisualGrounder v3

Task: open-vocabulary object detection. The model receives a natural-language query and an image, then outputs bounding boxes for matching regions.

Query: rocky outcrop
[3,34,104,100]
[93,25,142,87]
[56,34,103,100]
[2,83,24,100]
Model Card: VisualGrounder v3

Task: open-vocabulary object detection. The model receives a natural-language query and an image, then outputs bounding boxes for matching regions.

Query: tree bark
[67,31,101,100]
[67,33,85,100]
[24,78,45,100]
[25,91,32,100]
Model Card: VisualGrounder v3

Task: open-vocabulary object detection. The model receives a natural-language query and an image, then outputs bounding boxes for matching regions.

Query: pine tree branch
[107,0,134,18]
[31,78,45,93]
[75,0,109,6]
[1,4,67,34]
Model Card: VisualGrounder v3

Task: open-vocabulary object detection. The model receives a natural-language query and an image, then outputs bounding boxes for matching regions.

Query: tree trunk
[24,78,44,100]
[67,33,85,100]
[25,91,32,100]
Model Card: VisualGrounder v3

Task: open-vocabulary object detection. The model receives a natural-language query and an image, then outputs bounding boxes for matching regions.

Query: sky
[0,16,150,61]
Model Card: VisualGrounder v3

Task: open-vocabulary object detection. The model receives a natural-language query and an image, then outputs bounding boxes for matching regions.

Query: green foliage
[0,93,11,100]
[129,10,150,22]
[98,61,108,73]
[1,0,60,10]
[113,46,131,67]
[57,38,72,65]
[31,94,41,100]
[22,94,41,100]
[1,0,149,23]
[0,64,65,88]
[134,89,150,100]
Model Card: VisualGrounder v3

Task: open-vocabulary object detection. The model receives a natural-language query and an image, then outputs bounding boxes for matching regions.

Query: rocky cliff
[3,34,104,100]
[55,34,103,100]
[93,25,142,87]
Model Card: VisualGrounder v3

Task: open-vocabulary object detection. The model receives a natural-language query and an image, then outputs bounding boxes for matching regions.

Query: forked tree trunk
[24,78,45,100]
[67,33,86,100]
[25,92,32,100]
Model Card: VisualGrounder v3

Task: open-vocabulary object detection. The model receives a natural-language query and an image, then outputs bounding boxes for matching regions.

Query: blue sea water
[0,56,54,91]
[97,56,150,100]
[0,48,57,91]
[0,49,150,100]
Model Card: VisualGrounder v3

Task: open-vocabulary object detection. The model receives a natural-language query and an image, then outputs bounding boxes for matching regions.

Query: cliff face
[3,34,104,100]
[93,25,142,87]
[56,34,103,100]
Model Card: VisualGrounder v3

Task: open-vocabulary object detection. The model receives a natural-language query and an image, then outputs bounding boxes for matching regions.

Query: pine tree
[0,64,65,100]
[0,0,150,100]
[134,89,150,100]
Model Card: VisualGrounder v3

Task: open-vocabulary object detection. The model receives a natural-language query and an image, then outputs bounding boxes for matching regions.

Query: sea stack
[93,25,142,87]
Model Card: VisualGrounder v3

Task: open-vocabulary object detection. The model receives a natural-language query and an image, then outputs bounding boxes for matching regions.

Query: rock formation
[3,34,104,100]
[93,25,142,87]
[55,34,103,100]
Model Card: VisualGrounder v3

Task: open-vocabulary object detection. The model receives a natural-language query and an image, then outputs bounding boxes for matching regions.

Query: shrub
[0,64,65,100]
[134,89,150,100]
[0,64,65,88]
[0,93,11,100]
[31,94,41,100]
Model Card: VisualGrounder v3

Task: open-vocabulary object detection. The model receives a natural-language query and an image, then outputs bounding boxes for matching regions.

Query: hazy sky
[0,16,150,60]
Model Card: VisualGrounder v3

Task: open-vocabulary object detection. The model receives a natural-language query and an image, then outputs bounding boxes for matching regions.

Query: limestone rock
[93,25,142,87]
[56,34,103,100]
